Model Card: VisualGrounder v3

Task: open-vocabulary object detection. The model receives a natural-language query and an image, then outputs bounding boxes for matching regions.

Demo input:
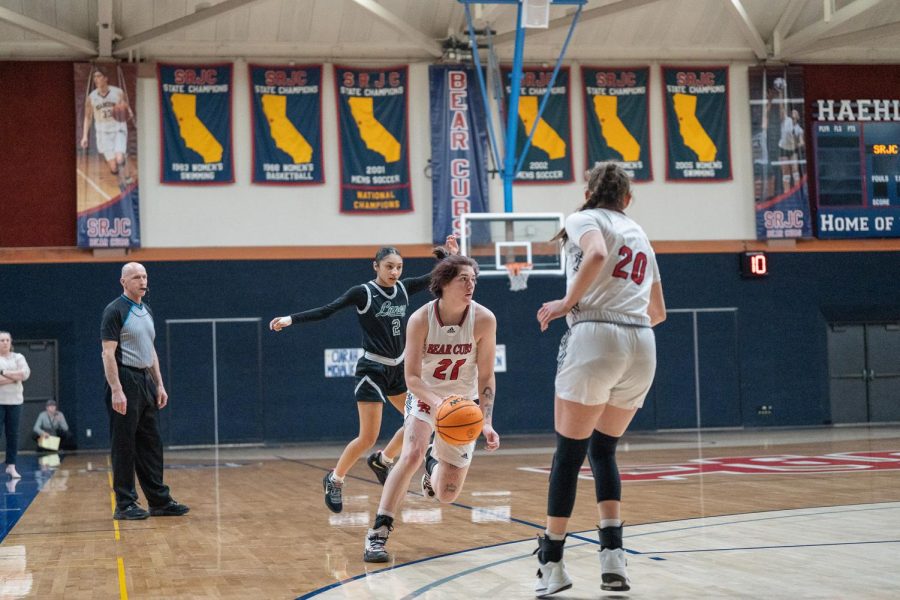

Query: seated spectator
[33,400,75,451]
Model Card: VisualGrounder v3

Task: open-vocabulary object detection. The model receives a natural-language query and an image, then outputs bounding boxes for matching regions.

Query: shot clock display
[813,120,900,238]
[740,251,768,278]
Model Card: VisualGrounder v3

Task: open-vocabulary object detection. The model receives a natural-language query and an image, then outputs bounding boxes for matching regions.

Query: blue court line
[0,454,60,542]
[296,501,900,599]
[297,538,594,599]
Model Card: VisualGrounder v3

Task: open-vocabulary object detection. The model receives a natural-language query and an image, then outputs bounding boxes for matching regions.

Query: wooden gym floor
[2,426,899,599]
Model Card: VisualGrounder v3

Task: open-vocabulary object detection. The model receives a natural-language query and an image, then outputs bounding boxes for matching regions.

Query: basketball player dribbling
[363,255,499,563]
[533,162,666,597]
[80,68,133,192]
[270,236,457,514]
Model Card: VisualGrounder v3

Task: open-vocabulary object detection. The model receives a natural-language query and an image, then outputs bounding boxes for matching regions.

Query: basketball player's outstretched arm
[538,229,609,331]
[402,235,460,295]
[475,306,500,451]
[269,286,367,331]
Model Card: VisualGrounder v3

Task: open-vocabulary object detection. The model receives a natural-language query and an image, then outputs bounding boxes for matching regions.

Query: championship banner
[158,63,233,184]
[429,65,490,244]
[582,67,651,181]
[74,63,140,248]
[249,64,324,184]
[502,66,573,183]
[748,66,812,239]
[335,65,412,213]
[662,66,731,181]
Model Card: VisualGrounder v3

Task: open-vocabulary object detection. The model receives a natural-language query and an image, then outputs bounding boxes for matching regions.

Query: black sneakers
[114,503,150,520]
[367,451,391,485]
[323,470,343,513]
[149,500,190,517]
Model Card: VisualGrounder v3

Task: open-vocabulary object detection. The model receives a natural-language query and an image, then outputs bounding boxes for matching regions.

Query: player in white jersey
[81,68,133,192]
[363,255,499,563]
[532,162,666,597]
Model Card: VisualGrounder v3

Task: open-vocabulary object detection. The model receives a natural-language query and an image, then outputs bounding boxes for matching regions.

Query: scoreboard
[814,121,900,238]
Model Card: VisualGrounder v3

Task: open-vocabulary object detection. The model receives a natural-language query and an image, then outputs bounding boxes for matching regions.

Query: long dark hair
[552,162,632,243]
[429,255,479,298]
[374,243,453,265]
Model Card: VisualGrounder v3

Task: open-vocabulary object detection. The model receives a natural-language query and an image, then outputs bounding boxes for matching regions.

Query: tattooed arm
[475,304,499,451]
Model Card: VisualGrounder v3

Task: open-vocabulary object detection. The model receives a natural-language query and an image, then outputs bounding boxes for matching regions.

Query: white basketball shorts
[405,392,476,468]
[555,321,657,408]
[96,129,127,161]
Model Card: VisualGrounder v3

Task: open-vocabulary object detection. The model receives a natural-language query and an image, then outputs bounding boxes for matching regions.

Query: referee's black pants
[106,366,171,510]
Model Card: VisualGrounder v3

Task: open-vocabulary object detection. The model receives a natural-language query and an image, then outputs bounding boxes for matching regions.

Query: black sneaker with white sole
[364,524,392,563]
[323,470,343,513]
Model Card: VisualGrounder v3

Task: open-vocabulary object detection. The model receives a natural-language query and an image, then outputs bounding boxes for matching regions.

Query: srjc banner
[249,64,324,184]
[502,66,573,183]
[158,63,234,184]
[335,65,412,213]
[74,63,140,248]
[582,66,652,182]
[662,66,731,181]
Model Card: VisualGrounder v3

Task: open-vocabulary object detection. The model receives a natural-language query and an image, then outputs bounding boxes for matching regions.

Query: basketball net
[505,262,533,292]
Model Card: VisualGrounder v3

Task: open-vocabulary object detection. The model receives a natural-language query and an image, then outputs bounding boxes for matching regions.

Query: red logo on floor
[521,451,900,481]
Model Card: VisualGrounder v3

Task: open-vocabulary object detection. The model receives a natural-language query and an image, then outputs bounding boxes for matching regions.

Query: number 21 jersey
[421,299,479,400]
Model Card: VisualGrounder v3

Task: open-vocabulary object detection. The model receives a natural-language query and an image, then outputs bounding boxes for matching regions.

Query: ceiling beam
[115,0,263,54]
[772,0,806,57]
[724,0,768,59]
[97,0,114,57]
[349,0,442,57]
[778,0,890,58]
[493,0,667,45]
[799,19,900,54]
[0,5,96,55]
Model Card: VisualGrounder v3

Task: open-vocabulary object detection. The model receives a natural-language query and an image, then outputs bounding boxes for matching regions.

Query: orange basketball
[436,395,483,445]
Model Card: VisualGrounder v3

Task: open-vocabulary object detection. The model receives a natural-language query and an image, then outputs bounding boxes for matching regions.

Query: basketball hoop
[505,262,533,292]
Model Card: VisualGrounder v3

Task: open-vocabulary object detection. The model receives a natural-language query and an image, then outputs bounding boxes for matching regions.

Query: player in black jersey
[270,236,457,513]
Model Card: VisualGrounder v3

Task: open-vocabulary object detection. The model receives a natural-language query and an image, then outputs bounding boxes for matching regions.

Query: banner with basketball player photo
[582,66,652,182]
[335,65,412,214]
[748,66,811,239]
[249,64,324,184]
[662,66,731,181]
[429,64,490,244]
[502,65,573,183]
[74,62,141,248]
[158,63,234,184]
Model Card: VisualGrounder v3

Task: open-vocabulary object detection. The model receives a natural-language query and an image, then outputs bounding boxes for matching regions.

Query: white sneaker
[534,558,572,598]
[599,547,631,591]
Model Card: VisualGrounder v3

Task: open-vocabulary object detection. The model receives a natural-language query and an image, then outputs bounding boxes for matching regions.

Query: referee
[101,262,189,520]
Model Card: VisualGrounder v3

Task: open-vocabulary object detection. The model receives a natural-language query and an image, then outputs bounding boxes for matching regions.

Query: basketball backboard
[459,212,565,277]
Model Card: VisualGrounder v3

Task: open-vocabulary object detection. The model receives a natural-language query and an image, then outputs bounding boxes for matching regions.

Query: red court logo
[521,451,900,481]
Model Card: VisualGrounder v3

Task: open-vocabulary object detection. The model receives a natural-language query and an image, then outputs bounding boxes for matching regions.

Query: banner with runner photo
[748,66,811,239]
[74,63,140,248]
[429,65,490,244]
[582,66,651,181]
[335,65,412,214]
[158,63,233,184]
[502,65,573,183]
[249,64,324,184]
[662,66,731,181]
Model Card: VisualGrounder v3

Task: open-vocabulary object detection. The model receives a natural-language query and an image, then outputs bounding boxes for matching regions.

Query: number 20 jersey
[564,208,660,328]
[421,299,479,400]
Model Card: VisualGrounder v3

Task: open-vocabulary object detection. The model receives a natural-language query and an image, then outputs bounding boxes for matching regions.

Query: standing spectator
[0,331,30,479]
[101,262,189,520]
[33,400,76,451]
